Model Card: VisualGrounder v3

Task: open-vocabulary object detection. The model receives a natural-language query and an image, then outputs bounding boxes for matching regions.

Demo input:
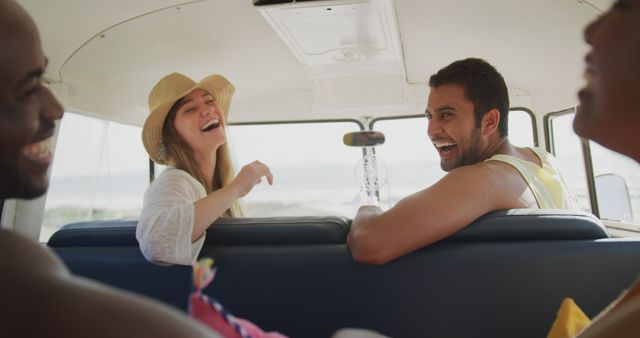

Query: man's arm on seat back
[347,162,532,265]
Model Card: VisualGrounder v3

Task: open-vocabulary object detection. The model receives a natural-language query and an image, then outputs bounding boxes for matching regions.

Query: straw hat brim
[142,73,235,164]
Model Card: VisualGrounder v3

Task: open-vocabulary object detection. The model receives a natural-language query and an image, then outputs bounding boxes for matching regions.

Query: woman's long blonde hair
[161,97,244,217]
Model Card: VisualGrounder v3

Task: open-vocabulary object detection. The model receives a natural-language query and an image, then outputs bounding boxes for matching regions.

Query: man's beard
[440,128,483,172]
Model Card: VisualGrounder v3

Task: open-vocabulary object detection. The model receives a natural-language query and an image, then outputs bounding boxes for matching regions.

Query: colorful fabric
[189,258,288,338]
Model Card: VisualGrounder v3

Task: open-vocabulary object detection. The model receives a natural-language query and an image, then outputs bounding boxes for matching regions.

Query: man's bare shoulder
[433,160,532,209]
[0,229,68,277]
[476,158,531,175]
[0,229,220,338]
[442,160,523,186]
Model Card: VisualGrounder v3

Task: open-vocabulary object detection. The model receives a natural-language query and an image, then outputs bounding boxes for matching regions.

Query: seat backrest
[48,216,350,247]
[451,208,608,241]
[47,209,607,248]
[49,210,629,338]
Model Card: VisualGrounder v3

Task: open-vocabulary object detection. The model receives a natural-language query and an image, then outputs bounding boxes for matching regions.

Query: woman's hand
[192,161,272,242]
[230,160,274,198]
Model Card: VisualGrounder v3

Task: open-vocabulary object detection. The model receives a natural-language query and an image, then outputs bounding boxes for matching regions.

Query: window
[508,109,537,148]
[42,113,148,242]
[226,121,363,217]
[370,109,538,208]
[371,117,445,208]
[546,111,590,212]
[590,142,640,225]
[547,110,640,228]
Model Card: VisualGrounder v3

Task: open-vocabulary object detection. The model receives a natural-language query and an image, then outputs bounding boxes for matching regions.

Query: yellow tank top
[486,147,581,209]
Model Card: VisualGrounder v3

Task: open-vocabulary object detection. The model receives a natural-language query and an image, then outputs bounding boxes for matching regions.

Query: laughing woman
[137,73,273,266]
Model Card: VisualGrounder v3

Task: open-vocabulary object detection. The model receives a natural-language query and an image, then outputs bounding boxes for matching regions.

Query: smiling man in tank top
[348,58,580,265]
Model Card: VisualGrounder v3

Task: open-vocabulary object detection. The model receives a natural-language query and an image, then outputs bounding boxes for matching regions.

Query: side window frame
[544,107,599,216]
[511,107,539,147]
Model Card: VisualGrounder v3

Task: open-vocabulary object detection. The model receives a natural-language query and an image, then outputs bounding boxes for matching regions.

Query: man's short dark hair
[429,58,509,137]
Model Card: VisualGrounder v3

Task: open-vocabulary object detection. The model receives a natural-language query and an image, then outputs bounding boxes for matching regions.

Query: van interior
[3,1,640,337]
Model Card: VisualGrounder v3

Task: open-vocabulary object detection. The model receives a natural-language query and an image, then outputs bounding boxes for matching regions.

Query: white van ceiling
[18,0,610,126]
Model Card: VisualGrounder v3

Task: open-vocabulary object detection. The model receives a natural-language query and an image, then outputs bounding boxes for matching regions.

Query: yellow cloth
[486,147,580,209]
[547,298,592,338]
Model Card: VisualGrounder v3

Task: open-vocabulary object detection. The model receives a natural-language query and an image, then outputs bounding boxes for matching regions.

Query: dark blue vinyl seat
[49,210,640,338]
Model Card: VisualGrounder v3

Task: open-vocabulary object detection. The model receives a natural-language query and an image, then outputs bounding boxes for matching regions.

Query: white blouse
[136,167,206,266]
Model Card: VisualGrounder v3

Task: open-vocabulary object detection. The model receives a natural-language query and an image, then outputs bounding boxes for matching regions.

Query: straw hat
[142,72,235,164]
